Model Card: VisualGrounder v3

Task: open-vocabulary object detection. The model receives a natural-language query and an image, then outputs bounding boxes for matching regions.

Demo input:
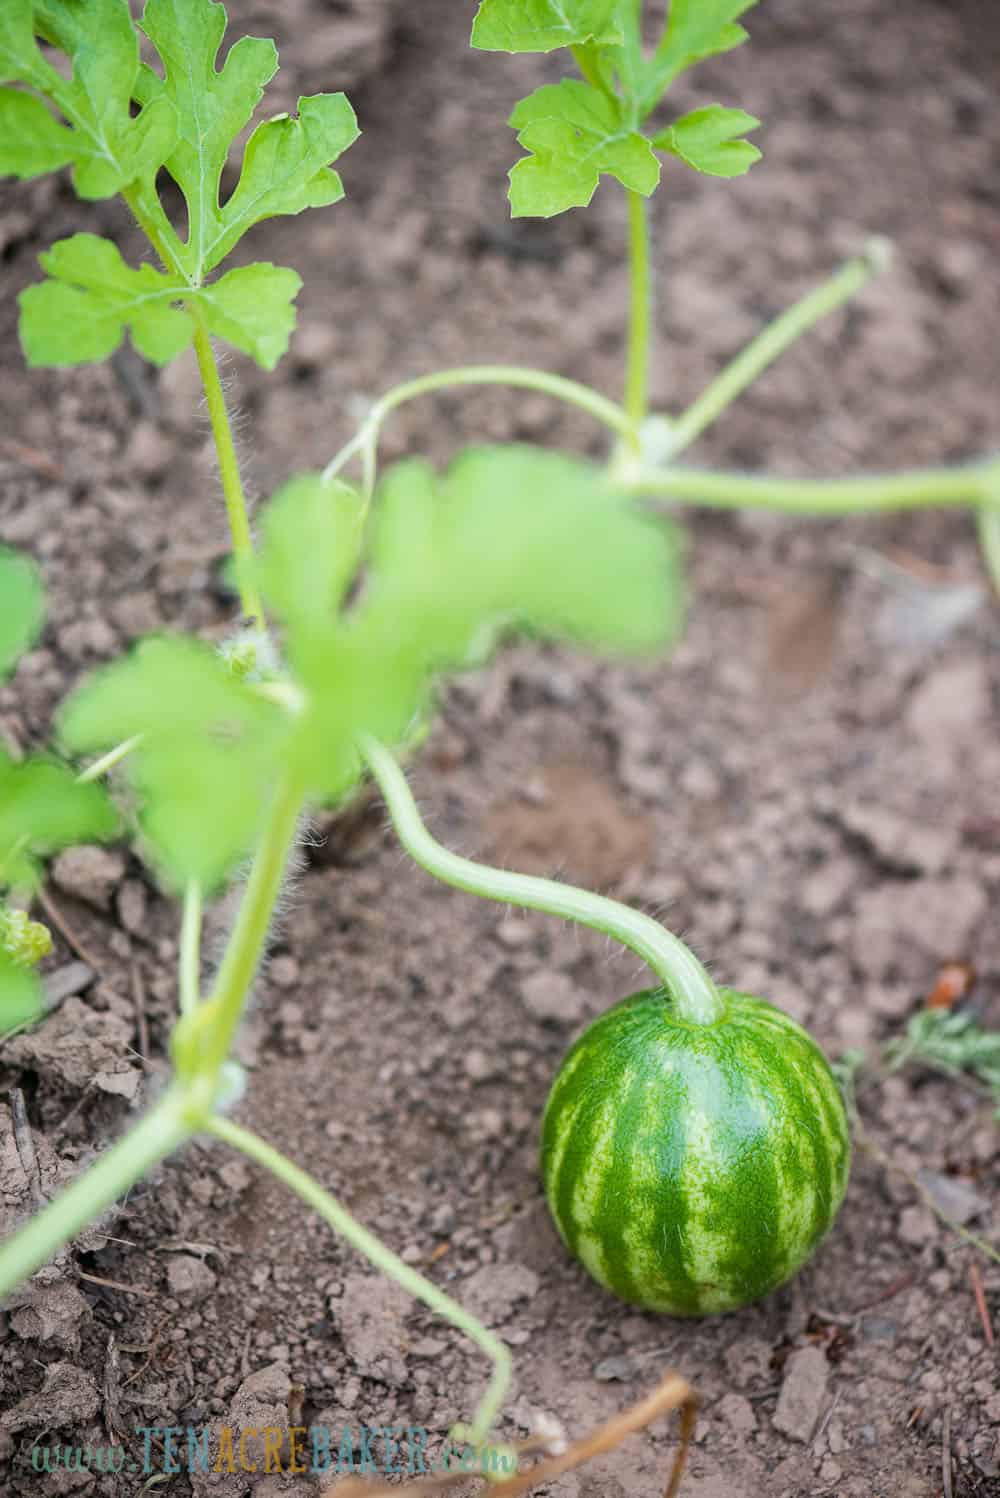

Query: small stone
[898,1204,938,1246]
[520,969,584,1024]
[464,1047,496,1081]
[217,1159,252,1196]
[427,1202,456,1237]
[400,1244,423,1265]
[126,420,174,479]
[52,845,125,910]
[269,954,300,990]
[166,1254,218,1304]
[459,1262,540,1326]
[915,1170,990,1226]
[716,1392,757,1436]
[906,659,992,744]
[116,878,148,935]
[773,1345,829,1443]
[723,1337,773,1387]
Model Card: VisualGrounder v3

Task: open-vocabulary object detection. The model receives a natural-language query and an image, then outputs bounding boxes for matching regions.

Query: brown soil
[2,2,999,1496]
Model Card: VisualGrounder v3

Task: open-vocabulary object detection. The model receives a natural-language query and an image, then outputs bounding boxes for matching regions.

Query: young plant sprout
[0,0,997,1472]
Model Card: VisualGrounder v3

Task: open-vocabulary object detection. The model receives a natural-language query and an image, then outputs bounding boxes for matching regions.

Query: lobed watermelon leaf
[472,0,763,216]
[5,0,360,371]
[59,638,293,891]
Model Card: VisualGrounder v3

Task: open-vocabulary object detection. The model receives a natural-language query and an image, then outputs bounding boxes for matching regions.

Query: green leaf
[254,447,683,798]
[257,473,365,630]
[0,550,44,683]
[199,93,358,274]
[18,233,193,368]
[368,446,684,657]
[0,752,119,893]
[644,1,758,105]
[59,638,292,890]
[654,105,761,178]
[136,0,277,281]
[0,951,42,1035]
[0,0,55,89]
[508,79,659,216]
[19,233,311,371]
[471,0,623,53]
[0,88,76,179]
[24,0,178,199]
[198,263,302,370]
[137,0,358,280]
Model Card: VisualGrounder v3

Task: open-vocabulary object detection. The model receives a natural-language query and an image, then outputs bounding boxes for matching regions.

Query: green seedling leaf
[0,752,119,893]
[198,94,358,274]
[0,951,42,1035]
[643,0,759,109]
[197,262,303,371]
[136,0,359,280]
[255,447,683,798]
[654,105,761,178]
[257,473,365,630]
[60,638,292,890]
[471,0,623,53]
[19,233,192,368]
[0,88,76,179]
[10,0,177,199]
[368,445,684,657]
[20,234,306,371]
[0,550,44,682]
[508,79,659,216]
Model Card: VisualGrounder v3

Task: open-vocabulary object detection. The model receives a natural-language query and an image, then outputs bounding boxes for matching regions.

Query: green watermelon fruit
[541,986,850,1315]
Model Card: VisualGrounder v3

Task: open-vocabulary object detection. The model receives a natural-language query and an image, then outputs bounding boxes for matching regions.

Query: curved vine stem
[321,366,633,492]
[624,189,651,449]
[358,736,723,1026]
[630,460,1000,514]
[205,1114,512,1446]
[664,239,892,460]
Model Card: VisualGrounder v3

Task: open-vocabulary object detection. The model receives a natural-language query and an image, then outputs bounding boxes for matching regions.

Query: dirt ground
[1,1,999,1495]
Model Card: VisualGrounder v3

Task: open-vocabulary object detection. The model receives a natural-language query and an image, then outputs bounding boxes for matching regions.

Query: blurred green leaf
[0,951,42,1035]
[0,549,44,682]
[59,638,291,890]
[0,752,119,892]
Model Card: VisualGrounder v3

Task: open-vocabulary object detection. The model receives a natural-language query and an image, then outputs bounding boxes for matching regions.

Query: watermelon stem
[359,736,725,1026]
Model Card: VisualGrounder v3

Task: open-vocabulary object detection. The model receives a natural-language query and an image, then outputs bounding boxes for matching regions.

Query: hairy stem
[0,1088,191,1296]
[665,239,892,458]
[625,190,652,447]
[977,507,1000,596]
[184,775,304,1082]
[322,366,632,485]
[190,311,264,625]
[206,1114,512,1445]
[359,737,723,1026]
[631,460,1000,513]
[179,883,202,1016]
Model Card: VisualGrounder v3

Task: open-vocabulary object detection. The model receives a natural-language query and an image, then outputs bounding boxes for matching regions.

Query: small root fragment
[321,1369,697,1498]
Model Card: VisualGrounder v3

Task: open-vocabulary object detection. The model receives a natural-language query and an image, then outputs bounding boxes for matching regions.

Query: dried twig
[78,1270,157,1299]
[36,887,105,975]
[941,1406,953,1498]
[0,436,65,482]
[969,1263,995,1347]
[9,1086,42,1208]
[322,1370,697,1498]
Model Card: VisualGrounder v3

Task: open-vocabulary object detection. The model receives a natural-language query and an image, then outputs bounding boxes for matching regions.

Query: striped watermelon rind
[540,986,851,1316]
